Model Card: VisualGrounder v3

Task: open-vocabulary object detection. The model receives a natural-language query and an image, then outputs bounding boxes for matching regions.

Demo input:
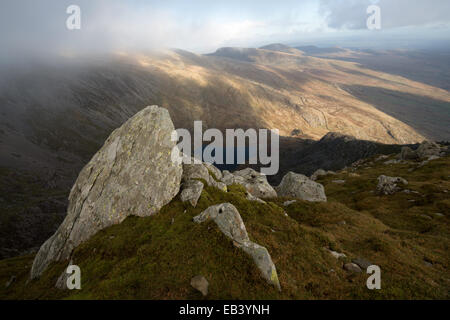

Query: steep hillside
[1,152,448,300]
[3,45,449,180]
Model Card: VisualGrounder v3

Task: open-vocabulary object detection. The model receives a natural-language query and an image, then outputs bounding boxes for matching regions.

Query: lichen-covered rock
[193,203,281,290]
[376,175,408,195]
[231,168,277,199]
[30,106,182,279]
[180,180,204,207]
[276,172,327,202]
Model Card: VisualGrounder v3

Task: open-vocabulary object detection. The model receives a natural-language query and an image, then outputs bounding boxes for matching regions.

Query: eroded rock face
[376,175,408,195]
[275,172,327,202]
[30,106,182,279]
[193,203,281,290]
[231,168,277,199]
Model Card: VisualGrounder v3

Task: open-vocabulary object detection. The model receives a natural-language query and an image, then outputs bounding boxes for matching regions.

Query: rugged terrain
[0,106,448,300]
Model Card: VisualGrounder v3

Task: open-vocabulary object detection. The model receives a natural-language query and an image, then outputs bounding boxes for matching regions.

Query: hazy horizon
[1,0,450,63]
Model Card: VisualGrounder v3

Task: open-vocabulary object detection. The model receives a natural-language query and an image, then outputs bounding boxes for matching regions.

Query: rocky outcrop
[416,141,442,159]
[193,203,281,290]
[30,106,182,279]
[229,168,277,199]
[180,180,204,207]
[275,172,327,202]
[376,175,408,195]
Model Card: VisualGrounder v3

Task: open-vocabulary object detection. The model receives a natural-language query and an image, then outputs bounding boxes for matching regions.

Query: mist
[0,0,449,66]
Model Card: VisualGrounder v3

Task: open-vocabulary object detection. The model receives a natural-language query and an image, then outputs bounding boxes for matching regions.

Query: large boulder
[30,106,182,279]
[230,168,277,199]
[193,203,281,290]
[376,175,408,195]
[275,172,327,202]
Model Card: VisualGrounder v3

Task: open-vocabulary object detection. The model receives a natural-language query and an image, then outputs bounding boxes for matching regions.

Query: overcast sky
[1,0,449,60]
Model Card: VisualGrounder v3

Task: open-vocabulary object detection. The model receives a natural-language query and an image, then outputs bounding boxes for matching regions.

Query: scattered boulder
[30,106,183,279]
[343,263,362,273]
[245,192,266,204]
[190,275,209,296]
[311,169,335,181]
[182,159,226,191]
[400,147,419,160]
[180,180,204,207]
[325,248,346,259]
[375,155,389,162]
[231,168,277,199]
[416,141,441,159]
[376,175,408,195]
[283,200,297,206]
[352,258,372,270]
[276,172,327,202]
[332,180,346,184]
[193,203,281,290]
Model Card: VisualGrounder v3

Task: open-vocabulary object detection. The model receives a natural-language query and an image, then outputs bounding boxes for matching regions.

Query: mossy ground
[0,155,449,299]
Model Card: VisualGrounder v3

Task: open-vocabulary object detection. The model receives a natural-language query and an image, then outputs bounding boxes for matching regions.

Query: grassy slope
[0,156,449,300]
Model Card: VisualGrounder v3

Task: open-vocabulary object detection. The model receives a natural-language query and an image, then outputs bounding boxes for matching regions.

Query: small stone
[420,214,432,220]
[190,275,209,296]
[433,213,444,217]
[332,180,346,184]
[343,263,362,273]
[283,200,297,206]
[352,258,372,270]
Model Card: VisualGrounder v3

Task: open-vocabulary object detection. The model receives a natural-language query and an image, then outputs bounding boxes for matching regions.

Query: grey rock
[30,106,182,279]
[332,180,346,184]
[276,172,327,202]
[352,258,372,270]
[246,192,266,204]
[400,147,418,160]
[232,168,277,199]
[180,180,204,207]
[326,248,346,259]
[283,200,297,206]
[343,263,362,273]
[377,175,408,195]
[420,214,432,220]
[433,213,444,217]
[182,159,227,192]
[193,203,281,290]
[416,141,441,159]
[311,169,335,181]
[190,275,209,296]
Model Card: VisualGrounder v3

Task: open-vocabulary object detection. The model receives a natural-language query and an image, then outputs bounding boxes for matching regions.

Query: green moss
[1,156,449,300]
